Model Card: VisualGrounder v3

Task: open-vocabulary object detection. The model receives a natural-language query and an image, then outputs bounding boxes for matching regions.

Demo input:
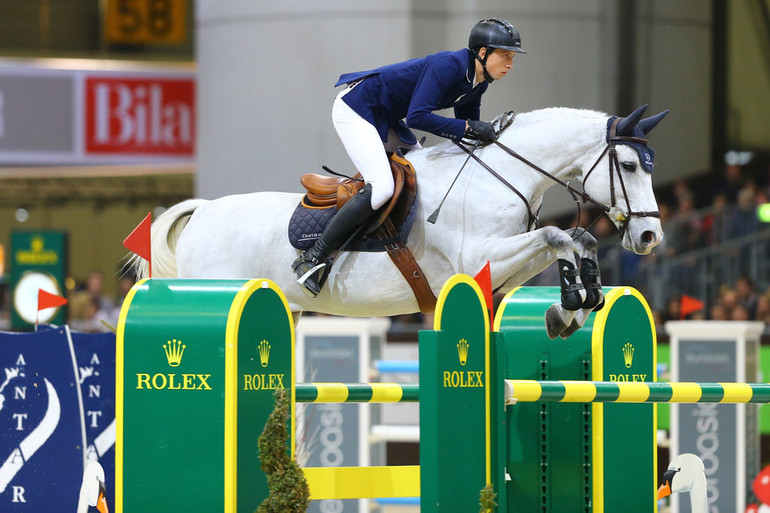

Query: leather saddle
[297,154,437,313]
[301,153,416,231]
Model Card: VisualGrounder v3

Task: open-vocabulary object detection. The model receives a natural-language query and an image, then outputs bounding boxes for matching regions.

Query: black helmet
[469,18,526,54]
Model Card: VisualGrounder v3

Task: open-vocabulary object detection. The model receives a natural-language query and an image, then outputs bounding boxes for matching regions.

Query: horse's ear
[638,109,670,135]
[616,104,648,135]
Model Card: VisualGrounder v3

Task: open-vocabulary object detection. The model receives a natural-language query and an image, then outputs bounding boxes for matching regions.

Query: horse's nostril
[642,230,656,245]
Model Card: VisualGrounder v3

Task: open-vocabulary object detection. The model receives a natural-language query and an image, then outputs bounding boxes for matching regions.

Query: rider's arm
[405,56,469,141]
[454,84,487,123]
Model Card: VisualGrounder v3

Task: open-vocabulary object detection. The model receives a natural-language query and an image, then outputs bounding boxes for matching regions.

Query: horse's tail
[129,199,208,280]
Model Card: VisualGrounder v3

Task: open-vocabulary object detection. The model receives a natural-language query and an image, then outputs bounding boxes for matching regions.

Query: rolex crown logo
[259,339,271,368]
[457,338,469,366]
[623,342,634,368]
[164,339,186,367]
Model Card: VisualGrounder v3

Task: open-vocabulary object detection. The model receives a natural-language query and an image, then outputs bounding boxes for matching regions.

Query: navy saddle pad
[287,195,419,252]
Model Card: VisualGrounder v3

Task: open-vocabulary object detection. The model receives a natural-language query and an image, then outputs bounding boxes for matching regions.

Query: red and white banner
[85,77,194,156]
[0,59,195,165]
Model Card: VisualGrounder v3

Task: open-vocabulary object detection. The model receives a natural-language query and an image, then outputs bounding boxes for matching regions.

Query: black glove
[464,119,497,142]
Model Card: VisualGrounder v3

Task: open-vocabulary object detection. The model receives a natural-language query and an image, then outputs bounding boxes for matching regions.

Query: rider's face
[483,48,515,81]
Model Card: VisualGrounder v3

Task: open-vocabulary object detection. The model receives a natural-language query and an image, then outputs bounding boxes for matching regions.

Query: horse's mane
[423,107,609,159]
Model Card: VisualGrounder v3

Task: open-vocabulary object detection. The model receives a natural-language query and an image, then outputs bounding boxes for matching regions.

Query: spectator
[674,189,705,250]
[109,272,137,326]
[709,303,729,320]
[70,296,113,332]
[729,185,760,238]
[718,286,739,315]
[755,292,770,323]
[714,162,744,204]
[69,271,116,325]
[730,304,750,321]
[701,193,730,245]
[663,295,681,323]
[734,275,759,319]
[672,179,695,211]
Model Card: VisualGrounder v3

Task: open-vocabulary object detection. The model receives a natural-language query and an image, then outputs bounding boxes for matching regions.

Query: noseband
[455,115,660,239]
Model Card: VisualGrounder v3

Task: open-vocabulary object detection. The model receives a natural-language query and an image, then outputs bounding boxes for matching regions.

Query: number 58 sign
[105,0,186,45]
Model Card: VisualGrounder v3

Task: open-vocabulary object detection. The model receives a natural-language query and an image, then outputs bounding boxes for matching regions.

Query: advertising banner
[10,231,68,330]
[0,60,195,165]
[72,329,116,513]
[0,326,118,512]
[667,321,763,513]
[0,326,84,512]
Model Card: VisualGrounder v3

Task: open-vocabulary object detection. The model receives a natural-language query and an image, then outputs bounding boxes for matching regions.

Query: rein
[455,116,660,239]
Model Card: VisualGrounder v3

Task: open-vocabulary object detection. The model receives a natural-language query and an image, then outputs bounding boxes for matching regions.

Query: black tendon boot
[292,184,375,296]
[557,258,585,311]
[580,258,604,311]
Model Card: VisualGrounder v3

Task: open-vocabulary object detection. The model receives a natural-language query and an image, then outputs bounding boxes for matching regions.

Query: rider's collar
[606,116,655,174]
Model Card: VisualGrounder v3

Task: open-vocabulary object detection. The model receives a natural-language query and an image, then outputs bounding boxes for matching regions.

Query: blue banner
[71,328,116,513]
[0,325,84,511]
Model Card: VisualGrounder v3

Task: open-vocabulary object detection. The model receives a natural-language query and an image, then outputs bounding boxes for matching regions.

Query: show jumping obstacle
[506,380,770,404]
[116,276,769,513]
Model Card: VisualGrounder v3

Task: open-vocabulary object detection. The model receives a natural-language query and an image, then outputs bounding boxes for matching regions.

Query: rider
[292,18,526,296]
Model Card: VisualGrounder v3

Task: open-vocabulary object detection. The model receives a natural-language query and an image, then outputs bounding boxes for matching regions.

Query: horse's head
[583,105,668,255]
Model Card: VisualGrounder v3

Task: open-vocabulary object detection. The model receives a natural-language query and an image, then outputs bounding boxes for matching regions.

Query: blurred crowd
[66,269,137,333]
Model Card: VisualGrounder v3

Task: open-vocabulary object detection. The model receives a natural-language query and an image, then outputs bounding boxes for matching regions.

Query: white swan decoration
[657,453,707,512]
[77,460,109,513]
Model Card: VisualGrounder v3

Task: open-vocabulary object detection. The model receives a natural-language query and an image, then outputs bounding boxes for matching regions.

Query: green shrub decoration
[256,388,310,513]
[479,483,497,513]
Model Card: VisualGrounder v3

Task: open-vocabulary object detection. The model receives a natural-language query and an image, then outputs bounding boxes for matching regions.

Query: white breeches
[332,86,420,210]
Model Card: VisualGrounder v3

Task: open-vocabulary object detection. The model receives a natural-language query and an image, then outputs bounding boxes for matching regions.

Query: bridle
[454,114,660,239]
[581,117,661,236]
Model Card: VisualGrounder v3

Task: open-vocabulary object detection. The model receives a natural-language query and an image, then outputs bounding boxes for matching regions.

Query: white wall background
[195,0,712,219]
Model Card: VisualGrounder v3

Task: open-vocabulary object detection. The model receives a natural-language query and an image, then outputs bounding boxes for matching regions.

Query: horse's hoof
[545,305,569,339]
[560,318,582,339]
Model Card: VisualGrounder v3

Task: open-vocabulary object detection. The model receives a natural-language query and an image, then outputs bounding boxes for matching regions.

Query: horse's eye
[621,161,637,172]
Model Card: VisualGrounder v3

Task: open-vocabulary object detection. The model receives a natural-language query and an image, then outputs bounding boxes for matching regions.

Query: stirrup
[296,262,326,287]
[292,253,329,297]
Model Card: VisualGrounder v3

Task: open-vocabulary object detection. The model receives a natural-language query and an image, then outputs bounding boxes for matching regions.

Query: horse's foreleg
[558,231,606,339]
[572,230,604,310]
[479,226,585,338]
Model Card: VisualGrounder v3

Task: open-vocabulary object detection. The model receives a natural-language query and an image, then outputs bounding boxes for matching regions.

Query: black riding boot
[292,184,375,296]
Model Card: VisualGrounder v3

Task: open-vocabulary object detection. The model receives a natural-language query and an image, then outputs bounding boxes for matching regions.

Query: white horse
[131,105,667,339]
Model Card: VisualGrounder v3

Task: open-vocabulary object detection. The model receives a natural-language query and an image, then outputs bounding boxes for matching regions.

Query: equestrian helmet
[468,18,526,54]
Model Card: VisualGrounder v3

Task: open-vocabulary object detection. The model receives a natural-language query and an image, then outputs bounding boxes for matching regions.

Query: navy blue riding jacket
[335,49,488,145]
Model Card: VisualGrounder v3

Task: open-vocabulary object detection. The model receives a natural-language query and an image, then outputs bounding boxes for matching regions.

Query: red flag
[679,294,705,320]
[473,261,494,325]
[124,212,152,277]
[38,289,67,311]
